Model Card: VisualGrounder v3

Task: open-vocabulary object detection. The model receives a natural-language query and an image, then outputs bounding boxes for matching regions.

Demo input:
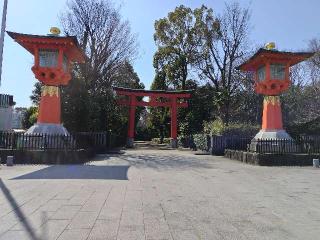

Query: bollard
[313,159,319,168]
[6,156,14,166]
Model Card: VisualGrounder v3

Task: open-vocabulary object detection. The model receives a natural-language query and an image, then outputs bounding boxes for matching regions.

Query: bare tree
[60,0,138,93]
[307,38,320,83]
[197,2,251,124]
[281,39,320,126]
[59,0,139,132]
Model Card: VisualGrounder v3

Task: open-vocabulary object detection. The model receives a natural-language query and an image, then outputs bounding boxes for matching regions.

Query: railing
[220,135,320,155]
[0,131,122,151]
[252,137,320,154]
[186,134,253,155]
[211,136,252,154]
[191,134,320,155]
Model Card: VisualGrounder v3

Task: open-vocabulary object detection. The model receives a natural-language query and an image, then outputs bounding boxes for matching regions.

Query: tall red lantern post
[8,29,85,135]
[237,43,313,142]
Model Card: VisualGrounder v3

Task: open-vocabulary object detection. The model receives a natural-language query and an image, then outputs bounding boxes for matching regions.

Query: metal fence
[252,137,320,154]
[191,134,320,155]
[211,136,252,154]
[0,131,122,151]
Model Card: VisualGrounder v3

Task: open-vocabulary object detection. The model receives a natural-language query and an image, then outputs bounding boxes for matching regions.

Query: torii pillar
[170,97,178,148]
[127,95,137,147]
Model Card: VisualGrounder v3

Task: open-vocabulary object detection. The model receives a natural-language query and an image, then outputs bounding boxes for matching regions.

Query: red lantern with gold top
[7,29,85,134]
[237,43,313,140]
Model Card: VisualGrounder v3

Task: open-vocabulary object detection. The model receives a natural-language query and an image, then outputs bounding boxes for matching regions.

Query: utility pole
[0,0,8,87]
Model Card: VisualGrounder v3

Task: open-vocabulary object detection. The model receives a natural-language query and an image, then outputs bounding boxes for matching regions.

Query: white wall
[0,106,13,131]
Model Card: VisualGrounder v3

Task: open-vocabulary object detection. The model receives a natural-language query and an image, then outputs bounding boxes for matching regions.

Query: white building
[0,94,14,131]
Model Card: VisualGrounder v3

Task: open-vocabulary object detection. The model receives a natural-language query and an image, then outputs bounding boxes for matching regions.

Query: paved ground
[0,149,320,240]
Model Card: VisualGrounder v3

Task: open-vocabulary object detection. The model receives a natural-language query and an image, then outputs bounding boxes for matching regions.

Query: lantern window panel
[39,49,58,67]
[270,64,285,80]
[257,65,265,81]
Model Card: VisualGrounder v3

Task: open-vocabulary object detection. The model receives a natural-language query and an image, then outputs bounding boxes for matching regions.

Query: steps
[133,141,172,150]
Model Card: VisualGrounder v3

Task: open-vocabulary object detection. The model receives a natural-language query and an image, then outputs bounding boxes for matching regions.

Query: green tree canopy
[22,106,38,129]
[153,5,207,90]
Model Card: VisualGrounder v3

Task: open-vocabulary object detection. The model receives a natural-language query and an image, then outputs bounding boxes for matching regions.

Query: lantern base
[26,123,69,136]
[253,129,292,140]
[249,129,297,153]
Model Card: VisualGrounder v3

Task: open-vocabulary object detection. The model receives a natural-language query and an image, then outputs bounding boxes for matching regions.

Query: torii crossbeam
[114,87,192,148]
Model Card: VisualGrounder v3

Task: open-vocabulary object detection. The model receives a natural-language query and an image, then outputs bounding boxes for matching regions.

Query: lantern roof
[7,31,85,63]
[237,48,314,71]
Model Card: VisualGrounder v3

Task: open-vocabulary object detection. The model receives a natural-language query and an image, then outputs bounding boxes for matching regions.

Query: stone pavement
[0,149,320,240]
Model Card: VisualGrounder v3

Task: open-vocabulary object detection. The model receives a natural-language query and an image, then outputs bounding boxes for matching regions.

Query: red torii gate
[114,87,192,148]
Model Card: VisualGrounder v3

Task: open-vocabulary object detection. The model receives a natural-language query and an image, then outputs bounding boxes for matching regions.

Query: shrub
[135,126,153,141]
[203,119,224,135]
[178,135,196,149]
[151,138,171,144]
[204,119,259,137]
[193,134,209,151]
[22,106,38,129]
[287,117,320,137]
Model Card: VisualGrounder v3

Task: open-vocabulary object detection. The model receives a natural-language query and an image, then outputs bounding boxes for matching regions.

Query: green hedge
[203,119,259,136]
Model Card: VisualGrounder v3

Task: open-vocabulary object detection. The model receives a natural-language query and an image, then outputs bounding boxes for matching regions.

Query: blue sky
[1,0,320,107]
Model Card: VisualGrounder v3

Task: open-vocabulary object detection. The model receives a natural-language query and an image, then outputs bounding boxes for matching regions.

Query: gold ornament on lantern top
[49,27,61,36]
[265,42,276,50]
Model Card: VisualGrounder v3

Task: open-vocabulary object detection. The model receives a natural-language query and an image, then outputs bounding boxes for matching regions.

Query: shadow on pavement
[0,178,40,240]
[11,165,129,180]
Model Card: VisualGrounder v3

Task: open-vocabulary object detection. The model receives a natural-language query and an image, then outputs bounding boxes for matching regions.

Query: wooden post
[170,97,178,148]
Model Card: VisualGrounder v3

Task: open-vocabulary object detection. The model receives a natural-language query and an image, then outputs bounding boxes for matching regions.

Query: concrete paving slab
[57,228,90,240]
[87,219,119,240]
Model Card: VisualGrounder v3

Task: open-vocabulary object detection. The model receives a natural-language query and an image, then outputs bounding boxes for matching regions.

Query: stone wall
[0,149,95,165]
[224,149,317,166]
